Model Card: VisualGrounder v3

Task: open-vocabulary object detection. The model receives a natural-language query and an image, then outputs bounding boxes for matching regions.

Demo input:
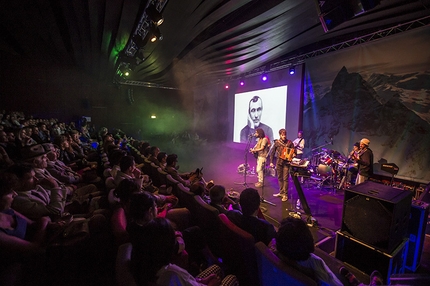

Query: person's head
[190,181,205,196]
[37,122,47,131]
[277,217,314,261]
[166,154,178,167]
[239,188,261,216]
[114,178,141,204]
[360,138,370,149]
[8,164,38,191]
[297,131,303,138]
[119,155,136,173]
[43,143,59,161]
[0,130,8,143]
[0,172,19,211]
[157,152,167,165]
[249,96,263,127]
[150,146,160,158]
[279,128,287,141]
[109,149,127,166]
[21,144,49,168]
[353,142,360,151]
[209,185,226,204]
[69,130,80,142]
[129,192,158,224]
[131,217,176,284]
[255,127,265,139]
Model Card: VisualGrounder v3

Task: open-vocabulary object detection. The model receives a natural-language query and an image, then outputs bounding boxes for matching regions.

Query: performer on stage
[292,131,305,159]
[351,138,373,185]
[269,129,295,202]
[250,128,270,188]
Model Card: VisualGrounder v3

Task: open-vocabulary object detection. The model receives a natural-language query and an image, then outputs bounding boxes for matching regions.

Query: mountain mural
[303,66,430,182]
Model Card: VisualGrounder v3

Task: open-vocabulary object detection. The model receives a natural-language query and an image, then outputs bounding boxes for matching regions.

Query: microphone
[248,134,256,138]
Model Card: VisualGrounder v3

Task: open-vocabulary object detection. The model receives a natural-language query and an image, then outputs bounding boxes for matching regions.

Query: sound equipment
[318,0,381,32]
[405,200,429,272]
[341,181,413,253]
[381,163,399,175]
[335,231,407,285]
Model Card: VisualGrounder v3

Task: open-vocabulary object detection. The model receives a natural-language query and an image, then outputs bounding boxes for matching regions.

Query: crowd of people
[0,110,381,286]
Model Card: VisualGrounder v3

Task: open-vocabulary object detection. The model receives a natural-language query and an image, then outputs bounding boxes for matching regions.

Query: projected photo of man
[240,96,274,143]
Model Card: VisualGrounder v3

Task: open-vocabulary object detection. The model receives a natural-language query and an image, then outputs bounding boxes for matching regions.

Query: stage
[155,139,430,280]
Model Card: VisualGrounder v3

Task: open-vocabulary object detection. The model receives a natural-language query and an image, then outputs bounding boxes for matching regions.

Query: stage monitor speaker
[341,181,413,253]
[405,200,429,272]
[335,231,407,285]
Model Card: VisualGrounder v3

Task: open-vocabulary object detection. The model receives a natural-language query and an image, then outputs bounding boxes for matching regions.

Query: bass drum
[317,164,332,176]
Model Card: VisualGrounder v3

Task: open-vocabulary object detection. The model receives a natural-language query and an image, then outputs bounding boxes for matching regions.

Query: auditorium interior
[1,0,430,285]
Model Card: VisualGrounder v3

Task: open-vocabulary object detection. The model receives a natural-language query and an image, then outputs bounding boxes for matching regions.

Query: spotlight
[225,84,229,89]
[261,73,268,81]
[289,66,295,75]
[239,79,245,86]
[150,25,163,42]
[146,4,164,26]
[119,64,132,77]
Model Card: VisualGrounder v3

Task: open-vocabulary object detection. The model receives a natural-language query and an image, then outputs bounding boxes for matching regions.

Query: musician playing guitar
[269,128,295,202]
[250,128,270,188]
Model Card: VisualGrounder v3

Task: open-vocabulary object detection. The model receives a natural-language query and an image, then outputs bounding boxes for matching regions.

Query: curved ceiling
[1,0,429,88]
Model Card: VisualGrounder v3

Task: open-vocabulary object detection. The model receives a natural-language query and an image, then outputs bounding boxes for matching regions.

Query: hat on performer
[360,138,370,146]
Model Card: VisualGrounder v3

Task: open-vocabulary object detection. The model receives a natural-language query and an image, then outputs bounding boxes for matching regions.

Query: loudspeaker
[335,231,408,285]
[405,200,429,272]
[341,181,413,253]
[318,0,381,32]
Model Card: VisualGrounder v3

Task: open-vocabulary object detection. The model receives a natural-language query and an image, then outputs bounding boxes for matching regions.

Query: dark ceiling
[1,0,429,88]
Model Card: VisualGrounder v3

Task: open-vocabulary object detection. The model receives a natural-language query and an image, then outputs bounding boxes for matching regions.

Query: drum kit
[307,148,352,190]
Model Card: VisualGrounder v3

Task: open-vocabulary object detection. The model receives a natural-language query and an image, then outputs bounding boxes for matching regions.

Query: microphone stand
[260,160,276,206]
[235,134,254,187]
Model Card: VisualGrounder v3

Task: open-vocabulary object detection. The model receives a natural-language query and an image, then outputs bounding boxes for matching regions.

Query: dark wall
[0,54,188,137]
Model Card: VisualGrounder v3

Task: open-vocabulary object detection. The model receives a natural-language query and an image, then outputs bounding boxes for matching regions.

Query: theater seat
[254,241,317,286]
[115,243,137,286]
[218,213,259,286]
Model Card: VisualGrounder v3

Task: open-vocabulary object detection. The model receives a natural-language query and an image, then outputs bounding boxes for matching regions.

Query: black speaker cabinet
[405,200,429,272]
[335,231,408,285]
[341,181,413,253]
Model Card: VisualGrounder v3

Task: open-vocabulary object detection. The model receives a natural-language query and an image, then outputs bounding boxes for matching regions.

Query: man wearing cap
[351,138,373,184]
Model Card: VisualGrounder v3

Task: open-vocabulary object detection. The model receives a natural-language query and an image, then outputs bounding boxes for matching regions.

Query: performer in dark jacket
[269,129,295,202]
[351,138,373,184]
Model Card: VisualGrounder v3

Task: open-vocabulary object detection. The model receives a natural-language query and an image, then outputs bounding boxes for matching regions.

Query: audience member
[228,188,276,245]
[8,164,67,220]
[130,217,238,286]
[209,185,241,214]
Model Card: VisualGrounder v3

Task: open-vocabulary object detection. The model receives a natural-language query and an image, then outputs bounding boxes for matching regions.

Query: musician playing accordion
[269,128,295,202]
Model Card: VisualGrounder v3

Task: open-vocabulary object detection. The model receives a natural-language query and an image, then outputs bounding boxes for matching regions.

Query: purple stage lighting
[261,74,268,81]
[289,67,295,75]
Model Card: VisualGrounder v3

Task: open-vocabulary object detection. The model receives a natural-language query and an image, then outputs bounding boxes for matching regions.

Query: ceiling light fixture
[146,4,164,26]
[239,79,245,86]
[261,73,268,81]
[150,25,163,42]
[289,66,295,75]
